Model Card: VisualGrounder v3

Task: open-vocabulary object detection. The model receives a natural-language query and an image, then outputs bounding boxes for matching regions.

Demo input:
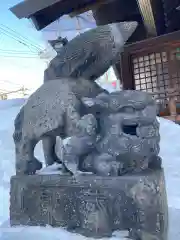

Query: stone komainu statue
[13,22,138,175]
[13,78,104,175]
[42,21,138,169]
[63,91,161,176]
[10,10,168,239]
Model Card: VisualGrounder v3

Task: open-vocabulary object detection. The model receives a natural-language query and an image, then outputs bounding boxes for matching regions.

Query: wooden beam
[10,0,62,19]
[69,0,111,18]
[123,29,180,54]
[10,0,111,30]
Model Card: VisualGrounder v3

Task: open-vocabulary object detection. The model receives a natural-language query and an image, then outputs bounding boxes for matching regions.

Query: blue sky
[0,1,97,97]
[0,2,99,97]
[0,0,45,49]
[0,0,47,96]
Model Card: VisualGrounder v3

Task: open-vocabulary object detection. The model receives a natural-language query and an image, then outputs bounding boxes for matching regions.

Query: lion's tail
[13,107,24,143]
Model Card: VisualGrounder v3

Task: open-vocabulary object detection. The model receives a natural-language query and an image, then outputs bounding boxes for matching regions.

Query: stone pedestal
[10,169,168,239]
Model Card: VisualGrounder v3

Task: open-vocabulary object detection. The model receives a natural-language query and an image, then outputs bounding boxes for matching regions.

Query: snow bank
[158,117,180,209]
[0,99,26,110]
[0,223,130,240]
[0,101,24,224]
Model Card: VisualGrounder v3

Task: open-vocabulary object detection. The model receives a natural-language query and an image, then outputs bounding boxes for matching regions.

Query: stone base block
[10,169,168,239]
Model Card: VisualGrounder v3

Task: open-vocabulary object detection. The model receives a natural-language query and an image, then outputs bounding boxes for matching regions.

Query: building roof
[10,0,112,30]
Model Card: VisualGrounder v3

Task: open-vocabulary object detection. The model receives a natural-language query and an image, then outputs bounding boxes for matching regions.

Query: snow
[158,117,180,209]
[0,223,130,240]
[0,98,180,239]
[36,163,63,175]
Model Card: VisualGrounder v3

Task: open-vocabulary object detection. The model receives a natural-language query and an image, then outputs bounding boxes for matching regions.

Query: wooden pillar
[136,0,165,36]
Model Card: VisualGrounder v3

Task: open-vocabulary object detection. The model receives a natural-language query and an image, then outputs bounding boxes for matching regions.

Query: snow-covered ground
[0,97,180,239]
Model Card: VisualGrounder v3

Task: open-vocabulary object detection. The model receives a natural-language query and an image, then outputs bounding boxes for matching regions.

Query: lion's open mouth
[122,124,138,136]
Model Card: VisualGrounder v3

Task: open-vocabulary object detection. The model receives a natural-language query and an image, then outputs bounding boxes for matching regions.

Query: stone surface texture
[63,90,161,176]
[13,78,105,175]
[44,22,138,82]
[10,170,168,239]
